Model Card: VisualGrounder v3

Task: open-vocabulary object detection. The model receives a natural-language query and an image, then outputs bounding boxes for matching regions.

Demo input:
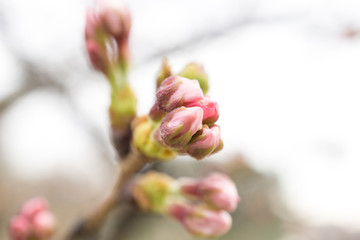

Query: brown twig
[67,151,149,240]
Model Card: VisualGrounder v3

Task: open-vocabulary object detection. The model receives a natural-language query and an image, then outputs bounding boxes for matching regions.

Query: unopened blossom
[99,5,131,41]
[132,171,175,212]
[156,76,204,112]
[9,197,55,240]
[167,203,232,237]
[85,40,109,73]
[179,62,209,94]
[9,215,31,240]
[180,173,240,212]
[160,106,203,149]
[85,2,131,73]
[156,58,172,89]
[32,211,56,239]
[186,125,222,159]
[186,96,220,124]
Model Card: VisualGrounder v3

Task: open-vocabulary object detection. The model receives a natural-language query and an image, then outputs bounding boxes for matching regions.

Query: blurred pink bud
[186,96,219,124]
[32,211,56,238]
[186,125,222,160]
[199,173,240,212]
[85,9,100,40]
[9,215,31,240]
[86,40,108,72]
[160,107,203,149]
[178,178,199,197]
[167,202,193,221]
[20,197,48,221]
[10,197,56,240]
[156,76,204,112]
[168,203,232,237]
[184,209,232,237]
[99,5,131,40]
[85,2,132,72]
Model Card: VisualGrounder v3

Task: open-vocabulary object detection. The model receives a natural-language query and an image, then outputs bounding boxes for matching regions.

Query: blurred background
[1,0,360,239]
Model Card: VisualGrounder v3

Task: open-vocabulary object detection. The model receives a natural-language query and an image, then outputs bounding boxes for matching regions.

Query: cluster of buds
[9,198,55,240]
[149,75,222,160]
[133,59,222,161]
[132,172,240,237]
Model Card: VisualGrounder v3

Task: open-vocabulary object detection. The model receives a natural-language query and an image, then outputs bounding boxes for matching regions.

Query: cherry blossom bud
[132,171,175,212]
[9,215,31,240]
[186,125,222,159]
[99,5,131,40]
[86,40,108,72]
[199,173,240,212]
[156,58,172,89]
[85,9,100,40]
[178,178,199,197]
[168,203,232,237]
[160,107,203,149]
[179,62,209,94]
[20,197,48,221]
[99,5,131,65]
[186,96,219,124]
[85,3,132,73]
[156,76,204,112]
[9,197,56,240]
[32,211,55,239]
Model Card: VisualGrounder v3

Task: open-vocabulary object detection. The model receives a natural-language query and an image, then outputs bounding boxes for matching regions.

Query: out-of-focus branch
[136,13,305,66]
[66,151,149,240]
[0,61,64,115]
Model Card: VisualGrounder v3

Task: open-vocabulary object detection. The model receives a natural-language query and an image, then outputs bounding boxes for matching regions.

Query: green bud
[132,171,175,212]
[132,116,177,161]
[156,58,172,89]
[179,63,209,94]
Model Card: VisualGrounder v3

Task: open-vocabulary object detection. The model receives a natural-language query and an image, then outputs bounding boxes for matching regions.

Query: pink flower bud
[9,197,56,240]
[20,197,48,221]
[85,9,100,40]
[199,173,240,212]
[32,211,55,238]
[98,4,131,64]
[167,202,193,221]
[99,5,131,41]
[160,107,203,149]
[168,203,232,237]
[86,40,108,72]
[9,215,31,240]
[156,58,172,89]
[179,173,240,212]
[178,178,199,197]
[85,3,132,73]
[186,125,222,159]
[186,96,219,124]
[184,209,232,237]
[156,76,204,112]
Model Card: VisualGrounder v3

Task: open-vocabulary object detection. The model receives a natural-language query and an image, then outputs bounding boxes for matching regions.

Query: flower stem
[67,151,148,240]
